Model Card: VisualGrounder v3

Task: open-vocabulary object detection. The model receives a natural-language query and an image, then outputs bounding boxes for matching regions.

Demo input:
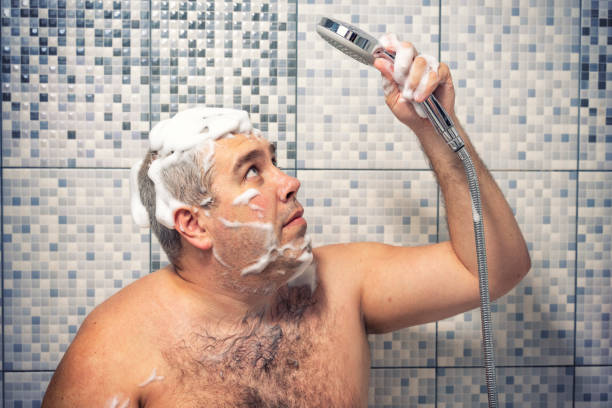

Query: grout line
[1,27,4,406]
[2,166,612,173]
[572,1,583,406]
[370,363,612,370]
[294,0,299,176]
[2,363,610,375]
[148,0,154,275]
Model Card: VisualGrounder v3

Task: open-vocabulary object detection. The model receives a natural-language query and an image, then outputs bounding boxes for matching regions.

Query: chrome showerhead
[315,17,393,66]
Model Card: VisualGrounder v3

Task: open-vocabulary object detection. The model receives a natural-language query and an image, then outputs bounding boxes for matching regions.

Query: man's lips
[284,208,305,228]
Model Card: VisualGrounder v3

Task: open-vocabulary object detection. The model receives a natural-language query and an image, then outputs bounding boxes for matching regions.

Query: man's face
[203,133,310,285]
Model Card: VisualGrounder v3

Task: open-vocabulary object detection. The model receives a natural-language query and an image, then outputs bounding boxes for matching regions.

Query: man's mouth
[284,208,306,228]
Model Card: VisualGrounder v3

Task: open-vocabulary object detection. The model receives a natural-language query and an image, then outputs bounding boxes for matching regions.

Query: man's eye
[246,166,259,179]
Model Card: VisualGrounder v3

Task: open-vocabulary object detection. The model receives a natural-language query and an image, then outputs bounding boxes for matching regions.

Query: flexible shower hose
[456,146,498,408]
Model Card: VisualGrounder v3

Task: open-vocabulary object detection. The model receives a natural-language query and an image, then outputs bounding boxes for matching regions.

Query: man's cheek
[247,196,268,219]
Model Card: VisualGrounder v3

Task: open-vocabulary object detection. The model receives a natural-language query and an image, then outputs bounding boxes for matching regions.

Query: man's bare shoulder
[313,242,386,305]
[42,270,171,407]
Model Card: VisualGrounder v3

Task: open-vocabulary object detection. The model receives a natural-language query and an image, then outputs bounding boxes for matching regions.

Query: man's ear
[174,207,212,251]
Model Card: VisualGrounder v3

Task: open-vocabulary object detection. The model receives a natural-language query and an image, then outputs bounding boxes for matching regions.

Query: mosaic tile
[441,0,580,170]
[297,0,440,169]
[369,368,435,408]
[438,171,576,366]
[369,324,436,369]
[298,169,439,247]
[579,0,612,169]
[576,172,612,365]
[4,371,52,408]
[2,169,150,370]
[437,366,574,408]
[149,0,297,169]
[1,0,151,167]
[575,366,612,407]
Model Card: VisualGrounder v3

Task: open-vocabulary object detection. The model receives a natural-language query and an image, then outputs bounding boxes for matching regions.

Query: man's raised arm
[347,38,531,334]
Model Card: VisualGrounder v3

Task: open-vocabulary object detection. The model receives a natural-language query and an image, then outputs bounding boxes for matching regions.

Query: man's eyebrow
[232,142,277,174]
[269,142,277,160]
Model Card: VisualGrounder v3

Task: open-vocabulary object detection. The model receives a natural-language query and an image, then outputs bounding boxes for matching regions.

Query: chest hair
[161,286,354,407]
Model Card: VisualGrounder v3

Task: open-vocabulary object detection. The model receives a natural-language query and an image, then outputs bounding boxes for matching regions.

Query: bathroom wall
[1,0,610,406]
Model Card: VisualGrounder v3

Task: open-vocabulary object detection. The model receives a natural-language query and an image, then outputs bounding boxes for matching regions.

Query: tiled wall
[1,0,610,406]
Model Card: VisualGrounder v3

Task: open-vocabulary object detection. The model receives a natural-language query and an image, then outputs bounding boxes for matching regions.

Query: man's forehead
[216,132,275,152]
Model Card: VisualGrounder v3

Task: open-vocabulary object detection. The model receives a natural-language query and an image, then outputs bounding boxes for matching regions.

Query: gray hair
[138,146,216,268]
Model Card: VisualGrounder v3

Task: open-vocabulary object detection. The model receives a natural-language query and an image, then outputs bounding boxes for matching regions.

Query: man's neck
[166,258,284,325]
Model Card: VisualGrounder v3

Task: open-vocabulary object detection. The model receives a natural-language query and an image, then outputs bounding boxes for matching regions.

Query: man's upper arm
[355,241,482,334]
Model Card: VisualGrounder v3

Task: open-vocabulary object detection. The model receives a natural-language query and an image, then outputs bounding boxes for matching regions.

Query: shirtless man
[42,38,530,407]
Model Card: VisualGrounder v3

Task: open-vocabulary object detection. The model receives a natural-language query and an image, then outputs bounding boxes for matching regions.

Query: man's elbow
[492,248,531,301]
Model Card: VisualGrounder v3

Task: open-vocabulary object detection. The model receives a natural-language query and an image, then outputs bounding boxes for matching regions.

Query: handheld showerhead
[315,17,392,66]
[315,16,464,152]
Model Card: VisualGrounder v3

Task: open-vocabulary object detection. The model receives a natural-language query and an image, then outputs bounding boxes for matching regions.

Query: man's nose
[277,171,301,203]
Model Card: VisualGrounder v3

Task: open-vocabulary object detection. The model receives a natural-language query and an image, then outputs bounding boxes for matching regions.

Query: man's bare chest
[143,293,368,407]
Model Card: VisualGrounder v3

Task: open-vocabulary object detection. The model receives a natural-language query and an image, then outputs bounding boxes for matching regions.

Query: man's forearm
[414,117,531,298]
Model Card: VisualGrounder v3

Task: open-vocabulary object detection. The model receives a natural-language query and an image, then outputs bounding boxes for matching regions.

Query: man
[43,38,530,407]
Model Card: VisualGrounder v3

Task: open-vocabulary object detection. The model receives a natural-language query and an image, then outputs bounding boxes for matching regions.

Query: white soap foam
[471,198,481,224]
[232,188,261,206]
[107,396,129,408]
[200,196,213,207]
[250,205,265,219]
[138,368,164,387]
[130,107,254,229]
[108,396,119,408]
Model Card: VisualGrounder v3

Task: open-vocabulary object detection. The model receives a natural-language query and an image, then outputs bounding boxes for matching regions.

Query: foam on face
[216,216,316,291]
[232,188,261,206]
[107,396,130,408]
[378,34,439,119]
[130,107,254,229]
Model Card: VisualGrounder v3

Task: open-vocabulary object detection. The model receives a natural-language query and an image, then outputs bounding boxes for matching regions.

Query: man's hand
[373,35,455,132]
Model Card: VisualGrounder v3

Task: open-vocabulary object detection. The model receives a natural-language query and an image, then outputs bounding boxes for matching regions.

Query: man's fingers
[415,71,440,103]
[406,56,428,92]
[374,58,395,83]
[437,62,452,88]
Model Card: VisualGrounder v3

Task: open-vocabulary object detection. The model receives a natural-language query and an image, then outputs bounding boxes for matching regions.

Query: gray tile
[2,169,150,370]
[575,366,612,407]
[1,0,151,167]
[369,368,435,408]
[4,371,53,408]
[298,170,439,247]
[441,0,580,170]
[576,172,612,365]
[578,0,612,170]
